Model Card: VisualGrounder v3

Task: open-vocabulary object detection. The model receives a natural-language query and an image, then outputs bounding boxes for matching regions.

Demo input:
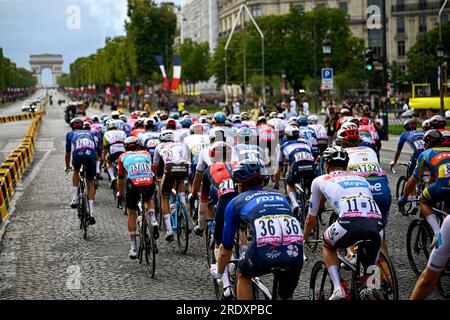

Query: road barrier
[0,98,47,223]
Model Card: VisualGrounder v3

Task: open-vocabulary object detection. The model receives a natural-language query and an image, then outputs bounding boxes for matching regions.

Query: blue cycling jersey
[413,147,450,180]
[278,140,313,165]
[398,130,425,159]
[222,190,302,252]
[66,130,97,157]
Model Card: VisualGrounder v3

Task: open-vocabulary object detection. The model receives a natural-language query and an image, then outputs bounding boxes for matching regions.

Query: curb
[0,97,47,234]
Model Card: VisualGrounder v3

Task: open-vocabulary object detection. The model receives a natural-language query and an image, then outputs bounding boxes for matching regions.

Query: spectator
[289,96,297,117]
[232,97,240,115]
[302,98,309,116]
[324,106,339,145]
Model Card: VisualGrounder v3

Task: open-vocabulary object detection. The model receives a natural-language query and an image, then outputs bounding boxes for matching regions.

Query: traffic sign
[322,68,333,90]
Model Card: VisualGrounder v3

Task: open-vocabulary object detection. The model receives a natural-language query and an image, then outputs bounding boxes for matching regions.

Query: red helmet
[337,128,360,141]
[423,129,443,148]
[131,111,138,119]
[167,118,176,127]
[83,117,93,124]
[403,119,417,131]
[209,141,233,162]
[360,117,369,126]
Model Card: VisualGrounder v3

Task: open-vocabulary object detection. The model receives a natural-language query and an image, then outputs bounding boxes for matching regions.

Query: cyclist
[308,115,328,153]
[117,137,158,259]
[89,116,104,180]
[233,127,267,164]
[231,114,248,129]
[156,113,169,131]
[335,108,352,132]
[398,130,450,247]
[210,160,303,300]
[304,146,383,300]
[359,117,381,151]
[119,115,132,137]
[176,117,192,142]
[298,116,319,158]
[411,214,450,299]
[65,118,97,225]
[256,116,276,162]
[130,119,145,137]
[128,111,139,128]
[103,120,127,189]
[111,111,120,120]
[184,123,210,191]
[137,118,159,158]
[152,130,189,241]
[274,125,315,214]
[391,119,424,178]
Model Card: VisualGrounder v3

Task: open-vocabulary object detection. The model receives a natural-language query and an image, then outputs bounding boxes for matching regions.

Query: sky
[0,0,178,85]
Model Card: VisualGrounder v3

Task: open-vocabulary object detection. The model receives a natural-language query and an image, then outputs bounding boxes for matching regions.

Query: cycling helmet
[119,115,128,123]
[166,118,177,128]
[214,112,227,124]
[298,116,308,126]
[336,127,360,143]
[209,141,233,163]
[269,112,277,119]
[446,110,450,120]
[308,115,319,124]
[241,112,250,120]
[170,113,180,120]
[159,130,175,142]
[83,121,91,130]
[422,119,432,131]
[160,113,169,121]
[341,122,358,130]
[124,136,140,151]
[134,119,144,129]
[91,115,100,123]
[341,117,360,127]
[113,120,125,131]
[209,128,226,142]
[200,109,208,116]
[100,114,109,122]
[144,118,155,129]
[430,115,446,130]
[237,127,253,138]
[131,111,138,119]
[111,111,120,120]
[285,125,300,138]
[83,117,93,124]
[322,146,349,167]
[231,114,241,123]
[70,118,84,130]
[181,110,190,117]
[423,129,443,148]
[277,113,285,119]
[199,116,208,124]
[141,111,149,118]
[180,117,193,127]
[106,119,115,130]
[232,159,267,185]
[190,123,204,134]
[340,108,350,115]
[403,119,417,131]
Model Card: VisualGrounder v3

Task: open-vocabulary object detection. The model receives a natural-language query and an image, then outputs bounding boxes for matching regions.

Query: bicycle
[406,201,448,277]
[169,175,191,254]
[111,161,126,214]
[391,162,416,216]
[66,166,91,240]
[204,218,223,300]
[309,239,399,300]
[136,190,157,279]
[294,180,319,252]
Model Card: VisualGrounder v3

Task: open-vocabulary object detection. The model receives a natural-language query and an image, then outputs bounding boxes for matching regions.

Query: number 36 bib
[254,215,303,247]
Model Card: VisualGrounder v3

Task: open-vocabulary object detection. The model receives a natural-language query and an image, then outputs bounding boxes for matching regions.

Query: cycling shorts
[365,175,391,226]
[107,152,123,164]
[214,192,238,245]
[421,178,450,205]
[408,157,417,178]
[324,217,384,268]
[126,180,156,211]
[287,161,315,188]
[238,243,303,299]
[427,215,450,272]
[72,152,96,180]
[161,163,189,196]
[188,163,197,183]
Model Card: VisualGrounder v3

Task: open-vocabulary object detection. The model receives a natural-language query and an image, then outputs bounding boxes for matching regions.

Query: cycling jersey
[231,122,248,129]
[137,131,159,157]
[278,140,314,165]
[103,130,127,156]
[153,141,188,165]
[130,128,145,138]
[299,126,319,157]
[234,144,267,164]
[308,124,328,140]
[184,134,209,165]
[175,128,190,143]
[66,130,97,180]
[118,150,154,187]
[427,215,450,272]
[398,130,425,159]
[257,124,276,143]
[359,124,379,142]
[222,189,303,296]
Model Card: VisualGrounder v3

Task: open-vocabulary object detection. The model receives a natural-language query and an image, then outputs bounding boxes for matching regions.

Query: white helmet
[285,125,300,137]
[308,115,319,124]
[341,122,358,130]
[111,111,120,119]
[159,130,175,142]
[106,119,115,130]
[277,113,285,119]
[231,114,241,122]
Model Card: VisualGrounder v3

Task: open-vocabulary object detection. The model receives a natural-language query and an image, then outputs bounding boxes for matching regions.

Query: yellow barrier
[0,98,47,223]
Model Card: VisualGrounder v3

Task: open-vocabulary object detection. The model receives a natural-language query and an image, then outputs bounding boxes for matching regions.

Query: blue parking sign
[322,68,333,80]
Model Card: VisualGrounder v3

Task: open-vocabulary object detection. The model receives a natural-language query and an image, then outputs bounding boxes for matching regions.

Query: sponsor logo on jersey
[338,180,369,189]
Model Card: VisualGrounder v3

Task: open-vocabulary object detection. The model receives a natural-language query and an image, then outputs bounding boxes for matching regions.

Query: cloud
[79,0,127,34]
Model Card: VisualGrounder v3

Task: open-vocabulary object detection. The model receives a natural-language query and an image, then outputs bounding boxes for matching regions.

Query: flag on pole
[126,81,131,94]
[170,56,182,89]
[155,56,170,88]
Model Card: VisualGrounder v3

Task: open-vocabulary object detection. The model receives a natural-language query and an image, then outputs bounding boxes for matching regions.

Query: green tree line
[0,47,37,91]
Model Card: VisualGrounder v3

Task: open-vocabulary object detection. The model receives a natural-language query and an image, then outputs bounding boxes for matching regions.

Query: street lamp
[322,35,332,109]
[437,42,447,116]
[437,43,444,59]
[322,37,332,56]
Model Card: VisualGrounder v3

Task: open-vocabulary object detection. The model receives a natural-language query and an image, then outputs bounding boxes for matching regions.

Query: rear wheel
[82,195,88,240]
[309,261,333,300]
[396,176,412,216]
[377,250,399,300]
[176,203,190,254]
[144,219,156,278]
[406,218,433,276]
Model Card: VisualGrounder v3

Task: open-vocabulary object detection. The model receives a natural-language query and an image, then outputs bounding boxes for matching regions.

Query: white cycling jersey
[103,129,127,155]
[309,171,382,220]
[308,124,328,140]
[428,215,450,272]
[175,128,190,143]
[153,141,189,165]
[346,146,385,177]
[184,134,210,164]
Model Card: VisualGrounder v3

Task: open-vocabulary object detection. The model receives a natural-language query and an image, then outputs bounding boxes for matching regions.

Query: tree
[177,39,211,91]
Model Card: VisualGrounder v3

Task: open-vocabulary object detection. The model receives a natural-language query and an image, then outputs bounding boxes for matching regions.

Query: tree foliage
[0,47,36,91]
[176,38,211,86]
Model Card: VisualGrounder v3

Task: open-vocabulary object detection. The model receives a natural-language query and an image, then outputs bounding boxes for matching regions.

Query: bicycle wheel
[376,250,399,300]
[205,221,214,268]
[137,213,144,264]
[82,195,88,240]
[176,203,190,254]
[304,200,319,253]
[437,268,450,299]
[396,176,412,215]
[406,218,433,276]
[144,219,156,278]
[309,261,333,300]
[252,277,271,300]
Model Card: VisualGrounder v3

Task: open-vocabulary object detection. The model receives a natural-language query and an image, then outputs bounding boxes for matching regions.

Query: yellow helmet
[200,109,208,116]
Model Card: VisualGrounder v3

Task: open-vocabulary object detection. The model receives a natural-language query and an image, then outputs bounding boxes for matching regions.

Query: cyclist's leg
[278,266,303,300]
[143,182,159,238]
[161,164,175,240]
[420,181,450,237]
[71,153,81,206]
[125,182,139,257]
[83,154,97,220]
[286,162,299,209]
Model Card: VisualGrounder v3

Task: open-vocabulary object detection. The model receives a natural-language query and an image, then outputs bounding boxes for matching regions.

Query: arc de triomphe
[29,54,64,86]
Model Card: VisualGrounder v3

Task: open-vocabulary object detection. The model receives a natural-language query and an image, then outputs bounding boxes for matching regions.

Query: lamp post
[437,43,446,116]
[281,70,287,102]
[322,34,332,108]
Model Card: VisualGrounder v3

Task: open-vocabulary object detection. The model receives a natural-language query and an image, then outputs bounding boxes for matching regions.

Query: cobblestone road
[0,91,446,300]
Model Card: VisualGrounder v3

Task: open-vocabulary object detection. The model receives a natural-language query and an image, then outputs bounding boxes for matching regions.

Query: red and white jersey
[359,124,379,141]
[309,171,381,220]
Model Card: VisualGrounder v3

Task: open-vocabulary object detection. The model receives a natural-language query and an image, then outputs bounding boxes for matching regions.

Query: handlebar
[64,168,73,180]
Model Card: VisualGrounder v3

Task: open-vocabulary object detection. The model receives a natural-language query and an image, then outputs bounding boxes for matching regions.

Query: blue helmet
[298,116,308,126]
[180,117,192,127]
[214,112,227,124]
[232,159,269,186]
[170,113,180,120]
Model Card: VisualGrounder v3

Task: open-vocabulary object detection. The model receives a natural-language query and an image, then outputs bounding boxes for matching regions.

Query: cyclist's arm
[117,155,126,195]
[217,203,238,273]
[65,133,72,169]
[304,178,322,241]
[403,153,426,197]
[393,134,406,164]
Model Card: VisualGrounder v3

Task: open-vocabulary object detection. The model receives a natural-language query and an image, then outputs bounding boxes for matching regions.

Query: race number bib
[218,179,235,196]
[75,138,95,150]
[413,140,425,151]
[438,163,450,178]
[254,215,303,247]
[294,151,313,162]
[339,193,381,219]
[146,139,159,149]
[353,163,384,174]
